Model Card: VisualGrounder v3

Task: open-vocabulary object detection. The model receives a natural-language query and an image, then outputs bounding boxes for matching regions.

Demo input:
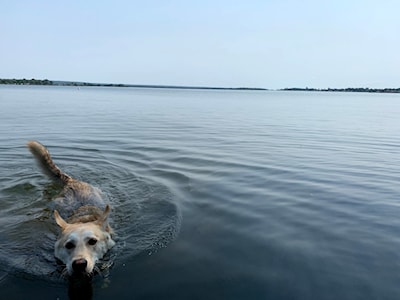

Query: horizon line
[1,78,400,93]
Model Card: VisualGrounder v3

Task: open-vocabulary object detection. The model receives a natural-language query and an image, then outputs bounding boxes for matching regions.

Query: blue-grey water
[1,85,400,299]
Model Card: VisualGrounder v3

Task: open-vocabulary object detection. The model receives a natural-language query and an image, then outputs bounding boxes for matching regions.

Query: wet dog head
[54,205,115,277]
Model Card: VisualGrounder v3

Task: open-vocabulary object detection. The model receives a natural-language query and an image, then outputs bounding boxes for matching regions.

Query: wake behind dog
[27,141,115,278]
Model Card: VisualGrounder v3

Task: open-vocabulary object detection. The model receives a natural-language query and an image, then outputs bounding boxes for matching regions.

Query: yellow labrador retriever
[27,141,115,277]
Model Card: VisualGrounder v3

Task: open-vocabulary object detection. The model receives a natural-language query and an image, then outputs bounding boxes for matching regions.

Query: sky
[1,0,399,89]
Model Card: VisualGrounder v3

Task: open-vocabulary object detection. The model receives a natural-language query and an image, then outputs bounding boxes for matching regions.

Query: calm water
[1,86,400,299]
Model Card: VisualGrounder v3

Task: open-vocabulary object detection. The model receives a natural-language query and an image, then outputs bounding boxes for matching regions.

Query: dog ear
[97,205,111,229]
[102,205,111,221]
[54,210,68,229]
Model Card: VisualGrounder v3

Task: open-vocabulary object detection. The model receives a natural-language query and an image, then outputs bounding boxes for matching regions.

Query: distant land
[281,87,400,94]
[1,78,400,93]
[0,78,266,91]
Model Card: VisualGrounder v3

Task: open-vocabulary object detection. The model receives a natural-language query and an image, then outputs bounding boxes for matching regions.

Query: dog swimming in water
[27,141,115,277]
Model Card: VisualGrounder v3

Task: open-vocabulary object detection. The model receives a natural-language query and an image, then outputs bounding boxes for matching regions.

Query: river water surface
[1,86,400,299]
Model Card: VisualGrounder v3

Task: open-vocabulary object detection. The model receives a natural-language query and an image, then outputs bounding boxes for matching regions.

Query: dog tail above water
[27,140,71,185]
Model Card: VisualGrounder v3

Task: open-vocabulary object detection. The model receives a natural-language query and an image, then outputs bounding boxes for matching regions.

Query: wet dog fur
[27,141,115,277]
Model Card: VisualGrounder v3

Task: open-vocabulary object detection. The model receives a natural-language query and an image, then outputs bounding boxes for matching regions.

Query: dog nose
[72,258,88,272]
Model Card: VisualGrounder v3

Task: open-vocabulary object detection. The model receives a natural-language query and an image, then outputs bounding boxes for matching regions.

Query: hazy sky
[1,0,399,89]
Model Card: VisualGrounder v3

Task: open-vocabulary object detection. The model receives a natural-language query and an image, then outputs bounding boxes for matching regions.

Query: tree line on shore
[1,78,399,93]
[282,87,400,93]
[0,78,53,85]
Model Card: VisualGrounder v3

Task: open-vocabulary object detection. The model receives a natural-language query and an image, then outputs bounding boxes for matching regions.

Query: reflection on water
[68,276,93,300]
[1,86,400,299]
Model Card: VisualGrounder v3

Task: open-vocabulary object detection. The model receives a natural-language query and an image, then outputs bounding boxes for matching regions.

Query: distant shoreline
[281,87,400,94]
[0,78,266,91]
[1,78,399,94]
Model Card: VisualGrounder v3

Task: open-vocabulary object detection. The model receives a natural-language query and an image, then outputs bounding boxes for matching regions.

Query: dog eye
[65,242,75,249]
[88,238,97,246]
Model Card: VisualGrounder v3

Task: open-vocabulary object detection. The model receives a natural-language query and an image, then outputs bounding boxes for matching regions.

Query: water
[1,86,400,299]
